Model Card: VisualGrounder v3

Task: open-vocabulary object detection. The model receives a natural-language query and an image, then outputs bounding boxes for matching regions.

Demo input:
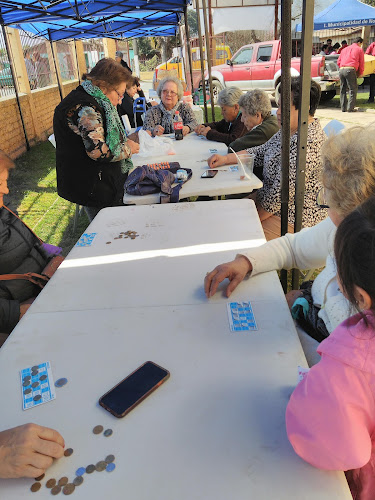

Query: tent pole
[202,0,215,121]
[184,5,195,93]
[49,31,63,101]
[291,0,314,290]
[74,40,81,84]
[195,0,208,122]
[1,24,30,151]
[274,0,279,40]
[279,0,292,293]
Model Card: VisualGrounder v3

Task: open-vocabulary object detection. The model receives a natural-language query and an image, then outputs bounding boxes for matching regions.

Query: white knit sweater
[241,217,351,333]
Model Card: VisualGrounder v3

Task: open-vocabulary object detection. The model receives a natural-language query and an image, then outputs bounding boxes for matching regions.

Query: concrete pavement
[316,102,375,130]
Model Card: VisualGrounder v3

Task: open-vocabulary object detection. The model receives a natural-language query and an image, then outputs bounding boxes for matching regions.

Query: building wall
[0,80,79,158]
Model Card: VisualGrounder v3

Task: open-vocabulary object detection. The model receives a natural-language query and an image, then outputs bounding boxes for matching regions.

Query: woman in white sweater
[204,126,375,350]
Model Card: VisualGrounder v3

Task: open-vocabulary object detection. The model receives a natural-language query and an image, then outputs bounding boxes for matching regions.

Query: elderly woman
[54,58,139,222]
[208,77,326,238]
[143,76,197,137]
[229,89,279,152]
[205,125,375,365]
[194,87,246,146]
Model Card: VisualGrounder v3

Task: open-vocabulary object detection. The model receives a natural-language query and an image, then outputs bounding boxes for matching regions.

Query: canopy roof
[296,0,375,31]
[0,0,186,39]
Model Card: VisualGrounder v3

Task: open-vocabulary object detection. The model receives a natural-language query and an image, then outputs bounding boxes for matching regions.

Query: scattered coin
[92,425,103,435]
[75,467,85,476]
[105,454,115,464]
[40,374,47,381]
[46,478,57,488]
[31,365,39,371]
[106,242,111,244]
[95,461,107,472]
[35,473,45,481]
[33,394,42,402]
[24,388,32,395]
[55,378,68,388]
[30,482,41,492]
[58,477,68,486]
[73,476,83,486]
[22,380,30,387]
[51,485,61,495]
[103,428,113,437]
[64,448,73,457]
[62,483,75,495]
[31,381,39,388]
[31,370,38,376]
[106,463,116,472]
[23,376,31,383]
[86,464,95,474]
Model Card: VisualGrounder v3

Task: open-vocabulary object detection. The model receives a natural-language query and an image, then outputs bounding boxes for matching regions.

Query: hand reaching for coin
[0,423,65,478]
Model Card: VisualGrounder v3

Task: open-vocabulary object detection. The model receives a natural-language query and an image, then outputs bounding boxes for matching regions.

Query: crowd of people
[3,49,375,499]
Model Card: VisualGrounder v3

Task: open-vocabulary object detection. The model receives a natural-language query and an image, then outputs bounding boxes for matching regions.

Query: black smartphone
[201,169,218,178]
[99,361,170,418]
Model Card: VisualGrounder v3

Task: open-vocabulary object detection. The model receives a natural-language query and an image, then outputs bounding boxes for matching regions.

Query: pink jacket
[337,43,365,75]
[286,311,375,500]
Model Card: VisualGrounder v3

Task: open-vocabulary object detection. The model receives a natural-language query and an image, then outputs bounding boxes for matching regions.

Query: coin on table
[33,394,42,402]
[95,461,107,472]
[75,467,85,477]
[22,380,30,387]
[86,464,95,474]
[30,482,41,492]
[31,365,39,371]
[35,473,45,481]
[106,242,111,244]
[73,476,84,486]
[31,370,38,376]
[51,485,61,495]
[62,483,75,495]
[103,428,113,437]
[24,388,32,394]
[106,463,116,472]
[64,448,73,457]
[105,454,115,464]
[31,381,39,388]
[58,477,68,486]
[55,378,68,388]
[46,478,57,488]
[39,374,47,381]
[92,425,103,435]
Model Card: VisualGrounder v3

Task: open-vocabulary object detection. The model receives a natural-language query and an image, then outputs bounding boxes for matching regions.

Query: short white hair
[238,89,271,119]
[157,77,184,101]
[217,87,243,107]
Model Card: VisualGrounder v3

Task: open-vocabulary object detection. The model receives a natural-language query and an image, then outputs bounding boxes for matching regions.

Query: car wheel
[211,80,223,104]
[320,90,336,102]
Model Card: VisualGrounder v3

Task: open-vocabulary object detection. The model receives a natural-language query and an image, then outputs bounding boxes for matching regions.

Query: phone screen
[99,362,170,418]
[201,170,218,178]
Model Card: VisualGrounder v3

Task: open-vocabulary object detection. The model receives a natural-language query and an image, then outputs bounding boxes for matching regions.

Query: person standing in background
[337,40,348,54]
[115,51,131,73]
[337,37,364,112]
[365,40,375,103]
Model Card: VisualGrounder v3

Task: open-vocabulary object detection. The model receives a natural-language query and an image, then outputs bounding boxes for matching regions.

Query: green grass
[321,90,375,109]
[7,141,90,256]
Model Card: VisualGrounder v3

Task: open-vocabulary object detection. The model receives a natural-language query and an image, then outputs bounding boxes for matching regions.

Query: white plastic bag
[137,129,176,157]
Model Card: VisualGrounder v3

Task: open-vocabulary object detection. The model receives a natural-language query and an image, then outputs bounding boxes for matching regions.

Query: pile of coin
[30,452,116,495]
[92,425,113,437]
[106,230,139,244]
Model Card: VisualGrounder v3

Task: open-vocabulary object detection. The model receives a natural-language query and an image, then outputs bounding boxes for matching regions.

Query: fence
[0,29,115,158]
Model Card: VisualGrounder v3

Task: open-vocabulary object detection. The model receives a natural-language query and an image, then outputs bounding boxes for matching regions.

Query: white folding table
[0,200,351,499]
[123,134,262,205]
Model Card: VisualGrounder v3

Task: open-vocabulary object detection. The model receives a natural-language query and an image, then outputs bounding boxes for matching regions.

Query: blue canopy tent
[296,0,375,31]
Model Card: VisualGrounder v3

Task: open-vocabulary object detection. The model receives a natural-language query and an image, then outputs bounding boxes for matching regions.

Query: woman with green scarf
[53,58,139,221]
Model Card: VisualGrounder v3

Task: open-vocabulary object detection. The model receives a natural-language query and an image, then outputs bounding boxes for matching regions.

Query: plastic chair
[323,119,345,136]
[133,97,147,126]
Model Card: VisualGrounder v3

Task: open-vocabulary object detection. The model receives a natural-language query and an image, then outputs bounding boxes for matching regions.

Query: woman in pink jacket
[286,196,375,500]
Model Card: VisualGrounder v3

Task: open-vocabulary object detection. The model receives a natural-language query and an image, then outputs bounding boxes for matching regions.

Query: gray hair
[238,89,272,119]
[157,76,184,101]
[217,87,243,107]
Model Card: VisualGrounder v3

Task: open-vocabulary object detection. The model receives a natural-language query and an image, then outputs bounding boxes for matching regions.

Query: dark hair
[332,43,340,50]
[341,40,347,45]
[354,37,363,44]
[82,58,131,90]
[126,76,138,90]
[334,196,375,315]
[321,44,328,51]
[278,76,321,116]
[327,39,332,43]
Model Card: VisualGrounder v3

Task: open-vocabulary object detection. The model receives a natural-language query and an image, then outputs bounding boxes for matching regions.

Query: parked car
[205,39,339,103]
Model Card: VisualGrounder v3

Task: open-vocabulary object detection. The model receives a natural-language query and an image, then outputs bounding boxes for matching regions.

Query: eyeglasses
[316,187,330,209]
[115,89,124,100]
[162,90,178,97]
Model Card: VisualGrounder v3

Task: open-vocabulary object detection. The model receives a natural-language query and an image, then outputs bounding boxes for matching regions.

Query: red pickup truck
[206,39,339,103]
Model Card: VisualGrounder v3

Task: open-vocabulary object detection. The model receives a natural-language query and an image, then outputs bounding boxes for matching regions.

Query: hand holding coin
[0,423,65,478]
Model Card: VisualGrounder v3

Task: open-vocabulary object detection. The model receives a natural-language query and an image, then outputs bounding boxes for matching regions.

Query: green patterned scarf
[82,80,133,174]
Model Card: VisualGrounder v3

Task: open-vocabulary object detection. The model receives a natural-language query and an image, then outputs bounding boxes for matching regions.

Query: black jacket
[120,59,132,73]
[54,85,127,208]
[0,207,48,333]
[205,113,247,146]
[118,92,143,128]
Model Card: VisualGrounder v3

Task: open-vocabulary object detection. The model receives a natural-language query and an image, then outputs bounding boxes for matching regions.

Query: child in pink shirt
[286,196,375,500]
